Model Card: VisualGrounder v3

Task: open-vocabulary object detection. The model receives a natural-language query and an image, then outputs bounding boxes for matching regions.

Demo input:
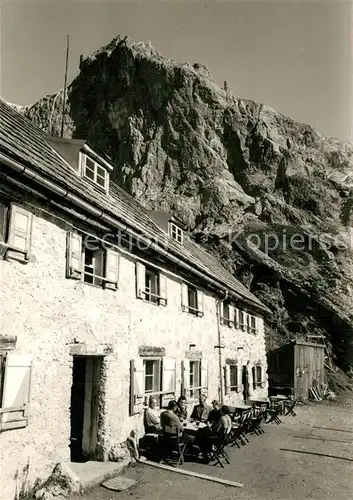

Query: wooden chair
[229,412,250,447]
[283,399,297,417]
[207,429,231,468]
[159,425,187,467]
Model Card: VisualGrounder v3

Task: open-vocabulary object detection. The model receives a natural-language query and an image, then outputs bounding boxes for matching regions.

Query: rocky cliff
[23,35,353,375]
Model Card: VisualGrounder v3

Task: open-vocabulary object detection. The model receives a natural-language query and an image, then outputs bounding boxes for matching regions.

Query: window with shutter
[0,203,33,262]
[181,284,204,317]
[237,310,247,331]
[135,263,167,305]
[252,365,263,389]
[189,360,201,398]
[220,301,234,327]
[66,231,121,290]
[0,353,32,431]
[247,315,257,334]
[229,365,238,392]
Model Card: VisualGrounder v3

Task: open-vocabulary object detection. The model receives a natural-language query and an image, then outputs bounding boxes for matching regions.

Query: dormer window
[169,222,183,243]
[82,154,108,190]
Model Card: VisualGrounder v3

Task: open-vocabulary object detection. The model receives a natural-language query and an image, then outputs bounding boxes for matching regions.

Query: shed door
[295,345,310,400]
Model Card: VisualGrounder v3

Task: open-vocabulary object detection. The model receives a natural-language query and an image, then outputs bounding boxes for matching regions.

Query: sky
[0,0,352,141]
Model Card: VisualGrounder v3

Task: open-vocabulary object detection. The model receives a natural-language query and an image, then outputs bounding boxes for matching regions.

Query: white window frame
[144,267,160,304]
[247,314,257,334]
[252,364,264,389]
[81,153,109,190]
[168,222,183,244]
[67,232,120,290]
[187,286,198,316]
[143,358,162,400]
[220,302,235,328]
[189,360,202,399]
[237,309,247,332]
[229,364,239,392]
[83,245,105,287]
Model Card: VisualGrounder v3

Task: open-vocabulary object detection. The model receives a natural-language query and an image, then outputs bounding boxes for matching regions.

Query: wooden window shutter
[219,302,224,324]
[135,262,145,299]
[159,273,167,306]
[7,204,33,261]
[252,366,256,390]
[224,365,230,395]
[0,203,8,243]
[228,305,235,327]
[201,358,208,393]
[129,359,144,415]
[161,358,176,407]
[237,365,244,392]
[0,353,32,431]
[104,248,120,290]
[181,359,190,396]
[197,290,204,317]
[66,232,83,279]
[181,283,188,312]
[242,312,248,332]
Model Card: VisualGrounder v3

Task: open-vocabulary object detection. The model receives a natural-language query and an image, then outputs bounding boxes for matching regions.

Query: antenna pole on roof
[60,34,70,138]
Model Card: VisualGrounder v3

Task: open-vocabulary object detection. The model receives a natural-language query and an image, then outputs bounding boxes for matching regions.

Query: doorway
[70,355,103,462]
[242,365,250,402]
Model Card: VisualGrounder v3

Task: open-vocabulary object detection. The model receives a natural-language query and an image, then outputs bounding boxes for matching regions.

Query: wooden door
[294,345,310,399]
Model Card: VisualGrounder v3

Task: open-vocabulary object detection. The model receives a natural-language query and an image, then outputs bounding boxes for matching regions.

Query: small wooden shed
[267,340,325,400]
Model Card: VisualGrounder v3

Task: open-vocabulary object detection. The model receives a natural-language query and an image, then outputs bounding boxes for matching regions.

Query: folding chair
[159,425,187,467]
[283,399,297,417]
[207,429,231,468]
[230,412,250,447]
[265,405,282,424]
[247,408,266,435]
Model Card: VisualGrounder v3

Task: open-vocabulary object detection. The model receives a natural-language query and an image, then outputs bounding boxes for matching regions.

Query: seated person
[190,393,211,422]
[144,396,162,433]
[207,400,221,428]
[161,400,195,446]
[175,395,188,420]
[195,405,232,461]
[213,405,232,435]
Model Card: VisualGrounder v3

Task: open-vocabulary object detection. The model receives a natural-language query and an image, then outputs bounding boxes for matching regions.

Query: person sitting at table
[207,400,221,428]
[195,405,232,461]
[144,396,162,433]
[190,393,211,422]
[160,400,195,446]
[213,405,232,434]
[175,395,188,420]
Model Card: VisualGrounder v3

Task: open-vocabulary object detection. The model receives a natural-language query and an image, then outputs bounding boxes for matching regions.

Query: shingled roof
[0,99,268,312]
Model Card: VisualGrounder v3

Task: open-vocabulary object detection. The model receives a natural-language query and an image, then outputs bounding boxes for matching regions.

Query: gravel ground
[71,400,353,500]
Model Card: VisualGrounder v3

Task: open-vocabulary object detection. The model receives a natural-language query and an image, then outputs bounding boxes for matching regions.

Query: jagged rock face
[24,35,353,372]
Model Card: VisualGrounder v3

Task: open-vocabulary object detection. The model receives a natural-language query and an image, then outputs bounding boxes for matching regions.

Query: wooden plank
[139,459,244,488]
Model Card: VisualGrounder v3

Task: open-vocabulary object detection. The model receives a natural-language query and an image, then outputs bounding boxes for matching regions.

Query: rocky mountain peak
[18,35,353,375]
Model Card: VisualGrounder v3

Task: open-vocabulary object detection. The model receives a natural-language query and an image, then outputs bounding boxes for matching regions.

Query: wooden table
[234,404,252,413]
[270,395,288,415]
[249,398,270,406]
[181,421,207,433]
[270,395,288,401]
